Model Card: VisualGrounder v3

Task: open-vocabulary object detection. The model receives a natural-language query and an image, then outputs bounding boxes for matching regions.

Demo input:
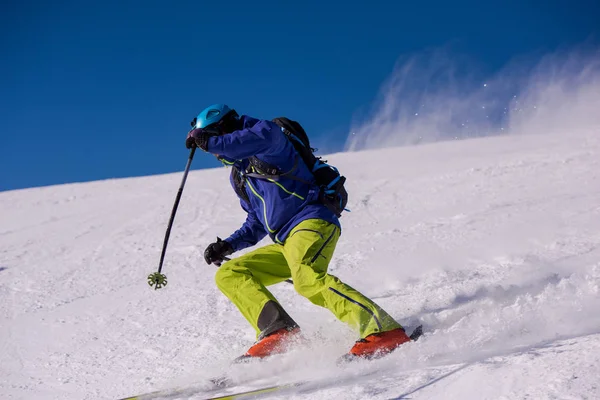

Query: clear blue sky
[1,0,598,191]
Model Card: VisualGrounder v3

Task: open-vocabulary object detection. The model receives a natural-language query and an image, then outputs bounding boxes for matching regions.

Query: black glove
[204,237,233,266]
[185,128,211,150]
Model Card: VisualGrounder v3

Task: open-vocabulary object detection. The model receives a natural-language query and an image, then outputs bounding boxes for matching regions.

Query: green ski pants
[215,219,401,338]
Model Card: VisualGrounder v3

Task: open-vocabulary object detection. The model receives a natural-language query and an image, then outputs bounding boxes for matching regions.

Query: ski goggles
[190,117,224,136]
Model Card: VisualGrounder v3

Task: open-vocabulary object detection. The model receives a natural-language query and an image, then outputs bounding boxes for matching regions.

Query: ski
[118,380,305,400]
[118,384,207,400]
[409,324,424,341]
[118,366,281,400]
[203,381,306,400]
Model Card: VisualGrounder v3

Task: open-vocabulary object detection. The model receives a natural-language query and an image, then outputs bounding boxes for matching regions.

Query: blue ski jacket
[205,115,340,252]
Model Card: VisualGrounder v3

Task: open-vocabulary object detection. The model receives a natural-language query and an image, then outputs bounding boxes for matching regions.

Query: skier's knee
[293,279,322,300]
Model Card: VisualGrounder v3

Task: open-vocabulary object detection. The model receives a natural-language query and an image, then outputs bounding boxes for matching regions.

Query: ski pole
[148,147,197,290]
[222,256,293,285]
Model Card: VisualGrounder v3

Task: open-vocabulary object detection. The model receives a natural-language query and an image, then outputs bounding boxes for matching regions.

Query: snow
[1,128,600,399]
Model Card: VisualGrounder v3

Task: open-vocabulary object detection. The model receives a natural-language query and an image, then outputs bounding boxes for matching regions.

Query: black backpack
[244,117,348,217]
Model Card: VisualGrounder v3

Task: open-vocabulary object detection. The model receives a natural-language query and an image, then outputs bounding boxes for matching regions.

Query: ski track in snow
[1,129,600,399]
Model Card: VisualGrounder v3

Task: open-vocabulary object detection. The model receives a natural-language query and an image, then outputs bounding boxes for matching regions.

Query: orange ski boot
[235,327,301,362]
[345,327,414,361]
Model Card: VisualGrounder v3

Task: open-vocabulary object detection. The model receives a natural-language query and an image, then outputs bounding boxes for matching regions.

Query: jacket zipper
[246,179,276,233]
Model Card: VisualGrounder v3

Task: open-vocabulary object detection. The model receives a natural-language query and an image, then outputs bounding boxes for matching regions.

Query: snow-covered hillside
[1,129,600,399]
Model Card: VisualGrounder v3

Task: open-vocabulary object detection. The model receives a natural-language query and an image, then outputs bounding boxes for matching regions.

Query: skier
[185,104,413,360]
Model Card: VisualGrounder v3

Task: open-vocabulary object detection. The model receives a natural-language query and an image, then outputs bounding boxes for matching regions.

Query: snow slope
[1,129,600,399]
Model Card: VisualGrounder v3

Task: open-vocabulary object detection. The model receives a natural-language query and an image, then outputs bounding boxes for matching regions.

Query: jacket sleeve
[206,120,284,160]
[225,201,268,252]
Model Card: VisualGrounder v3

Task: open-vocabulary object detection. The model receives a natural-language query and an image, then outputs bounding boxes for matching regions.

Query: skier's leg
[215,244,297,338]
[283,219,401,338]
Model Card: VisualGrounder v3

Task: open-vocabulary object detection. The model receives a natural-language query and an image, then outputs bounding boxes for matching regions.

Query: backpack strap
[248,156,283,176]
[231,165,250,204]
[243,155,313,186]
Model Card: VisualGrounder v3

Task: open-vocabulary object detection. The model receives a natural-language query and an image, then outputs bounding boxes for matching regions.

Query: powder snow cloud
[346,45,600,151]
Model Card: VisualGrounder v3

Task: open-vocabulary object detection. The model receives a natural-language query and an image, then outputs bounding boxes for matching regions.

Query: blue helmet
[192,104,238,129]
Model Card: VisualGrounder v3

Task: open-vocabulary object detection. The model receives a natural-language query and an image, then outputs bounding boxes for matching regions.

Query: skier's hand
[185,128,210,150]
[204,237,234,266]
